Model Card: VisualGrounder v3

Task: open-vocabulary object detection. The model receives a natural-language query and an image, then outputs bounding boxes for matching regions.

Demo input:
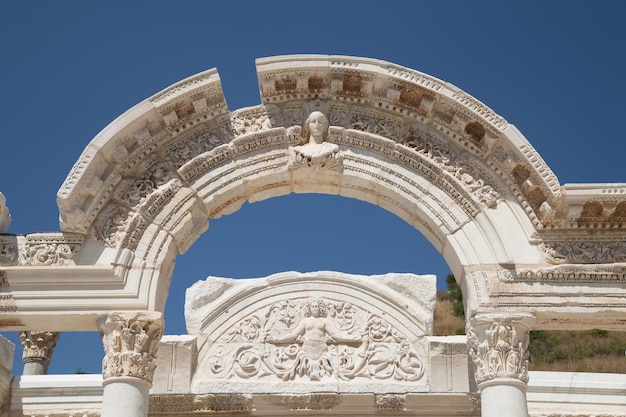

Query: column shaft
[18,331,60,375]
[98,311,163,417]
[467,313,535,417]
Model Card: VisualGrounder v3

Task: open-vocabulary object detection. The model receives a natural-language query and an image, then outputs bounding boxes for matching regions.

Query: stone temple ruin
[1,55,625,417]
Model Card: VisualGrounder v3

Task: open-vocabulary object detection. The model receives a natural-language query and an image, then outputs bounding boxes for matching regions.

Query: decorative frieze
[542,240,626,264]
[164,127,227,169]
[270,393,342,410]
[466,313,535,385]
[376,394,406,413]
[503,264,626,283]
[149,394,251,414]
[229,105,281,138]
[398,128,501,209]
[149,68,228,135]
[98,312,163,382]
[0,234,82,266]
[21,234,82,266]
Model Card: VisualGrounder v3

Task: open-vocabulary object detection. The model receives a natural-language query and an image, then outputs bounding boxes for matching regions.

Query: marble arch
[1,55,625,333]
[2,54,626,417]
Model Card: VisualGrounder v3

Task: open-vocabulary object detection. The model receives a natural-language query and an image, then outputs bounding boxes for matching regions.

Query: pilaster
[0,335,14,410]
[466,312,535,417]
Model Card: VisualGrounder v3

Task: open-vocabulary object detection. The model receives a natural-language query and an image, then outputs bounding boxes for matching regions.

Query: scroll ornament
[205,297,424,382]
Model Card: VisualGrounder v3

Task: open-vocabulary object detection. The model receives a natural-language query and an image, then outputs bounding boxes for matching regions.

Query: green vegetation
[441,274,464,318]
[434,275,626,374]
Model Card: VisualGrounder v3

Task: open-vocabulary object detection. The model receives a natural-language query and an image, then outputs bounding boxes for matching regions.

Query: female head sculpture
[300,111,329,145]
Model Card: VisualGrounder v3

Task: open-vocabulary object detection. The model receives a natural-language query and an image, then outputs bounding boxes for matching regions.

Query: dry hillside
[434,288,626,374]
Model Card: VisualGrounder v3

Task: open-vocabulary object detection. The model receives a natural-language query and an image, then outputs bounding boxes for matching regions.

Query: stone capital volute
[466,312,535,386]
[98,311,164,384]
[18,331,60,364]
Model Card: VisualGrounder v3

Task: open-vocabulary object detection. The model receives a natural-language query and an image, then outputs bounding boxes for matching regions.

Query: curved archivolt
[56,56,554,261]
[47,55,626,325]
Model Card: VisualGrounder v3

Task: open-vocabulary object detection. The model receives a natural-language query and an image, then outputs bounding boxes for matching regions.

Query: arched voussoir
[13,54,620,333]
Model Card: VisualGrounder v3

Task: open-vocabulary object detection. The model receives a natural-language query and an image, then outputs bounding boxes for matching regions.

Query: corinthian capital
[98,311,163,383]
[19,331,60,364]
[466,313,535,385]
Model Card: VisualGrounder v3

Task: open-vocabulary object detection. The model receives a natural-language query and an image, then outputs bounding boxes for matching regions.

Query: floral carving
[231,113,272,136]
[205,297,424,383]
[400,130,501,208]
[92,203,130,246]
[21,240,80,267]
[18,331,60,364]
[0,234,82,266]
[166,129,227,169]
[98,312,163,382]
[542,241,626,264]
[466,314,534,385]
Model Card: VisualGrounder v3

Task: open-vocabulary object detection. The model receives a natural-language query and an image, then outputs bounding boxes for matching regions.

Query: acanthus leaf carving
[400,129,501,209]
[19,234,83,266]
[98,312,163,382]
[466,313,534,385]
[18,331,60,364]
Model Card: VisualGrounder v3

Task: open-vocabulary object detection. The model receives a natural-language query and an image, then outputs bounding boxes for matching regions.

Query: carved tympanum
[98,312,163,382]
[205,297,423,382]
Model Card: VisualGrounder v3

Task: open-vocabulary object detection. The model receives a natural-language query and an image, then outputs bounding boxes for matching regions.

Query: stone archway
[2,55,626,417]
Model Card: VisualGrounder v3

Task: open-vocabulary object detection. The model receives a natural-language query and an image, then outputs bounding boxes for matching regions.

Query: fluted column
[466,312,535,417]
[98,311,163,417]
[18,331,60,375]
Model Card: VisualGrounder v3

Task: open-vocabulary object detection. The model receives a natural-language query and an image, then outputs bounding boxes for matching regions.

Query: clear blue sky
[1,1,625,374]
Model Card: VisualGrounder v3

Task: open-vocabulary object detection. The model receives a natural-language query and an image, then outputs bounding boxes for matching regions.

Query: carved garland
[205,297,424,383]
